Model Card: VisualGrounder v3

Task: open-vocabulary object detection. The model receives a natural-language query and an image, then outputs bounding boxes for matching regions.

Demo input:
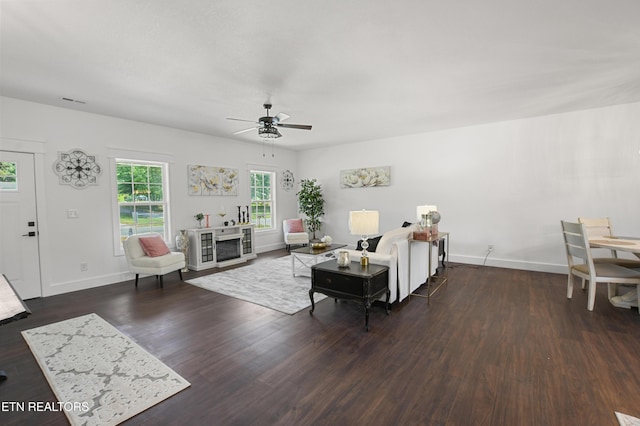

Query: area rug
[616,411,640,426]
[186,255,326,315]
[21,313,190,426]
[0,274,31,325]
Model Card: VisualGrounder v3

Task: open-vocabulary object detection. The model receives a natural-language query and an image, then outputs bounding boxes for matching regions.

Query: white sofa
[342,224,439,304]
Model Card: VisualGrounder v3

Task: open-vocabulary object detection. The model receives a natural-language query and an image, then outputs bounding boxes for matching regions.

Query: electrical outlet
[80,263,88,272]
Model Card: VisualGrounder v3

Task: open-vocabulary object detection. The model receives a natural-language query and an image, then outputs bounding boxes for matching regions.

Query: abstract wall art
[188,165,239,196]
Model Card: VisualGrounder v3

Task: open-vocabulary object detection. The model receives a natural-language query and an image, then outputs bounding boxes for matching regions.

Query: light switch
[67,209,79,219]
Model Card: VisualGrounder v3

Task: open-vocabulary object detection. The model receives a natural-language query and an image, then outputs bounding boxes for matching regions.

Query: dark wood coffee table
[310,260,389,331]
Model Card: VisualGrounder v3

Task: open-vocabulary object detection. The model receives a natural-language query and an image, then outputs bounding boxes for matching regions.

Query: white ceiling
[2,0,640,150]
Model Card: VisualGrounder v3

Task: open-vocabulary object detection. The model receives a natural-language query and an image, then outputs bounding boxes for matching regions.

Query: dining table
[589,236,640,258]
[588,236,640,308]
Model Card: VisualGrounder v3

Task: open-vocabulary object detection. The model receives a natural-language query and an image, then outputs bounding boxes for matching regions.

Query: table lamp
[349,210,379,266]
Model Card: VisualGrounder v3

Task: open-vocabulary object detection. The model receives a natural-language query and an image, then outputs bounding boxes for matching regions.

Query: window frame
[249,169,276,232]
[0,161,18,191]
[110,154,172,255]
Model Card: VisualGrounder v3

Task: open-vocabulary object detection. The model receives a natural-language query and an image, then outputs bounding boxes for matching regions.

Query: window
[0,162,17,190]
[115,159,170,246]
[250,170,275,230]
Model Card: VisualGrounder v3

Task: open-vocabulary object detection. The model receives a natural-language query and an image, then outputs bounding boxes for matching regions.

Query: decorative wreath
[54,149,102,189]
[280,169,294,191]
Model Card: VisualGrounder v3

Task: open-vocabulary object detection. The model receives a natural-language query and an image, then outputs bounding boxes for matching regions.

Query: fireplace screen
[216,238,241,262]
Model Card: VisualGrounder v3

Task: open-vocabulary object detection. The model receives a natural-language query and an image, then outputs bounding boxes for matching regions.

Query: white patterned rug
[21,313,190,426]
[186,255,326,315]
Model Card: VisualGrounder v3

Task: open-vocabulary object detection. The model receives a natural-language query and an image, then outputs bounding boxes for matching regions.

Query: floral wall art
[340,166,390,188]
[188,165,239,196]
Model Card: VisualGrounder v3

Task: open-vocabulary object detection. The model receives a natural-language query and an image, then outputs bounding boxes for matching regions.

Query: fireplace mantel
[186,225,256,271]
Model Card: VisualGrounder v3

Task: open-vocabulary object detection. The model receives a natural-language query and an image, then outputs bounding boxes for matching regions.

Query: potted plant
[297,178,325,240]
[194,212,204,228]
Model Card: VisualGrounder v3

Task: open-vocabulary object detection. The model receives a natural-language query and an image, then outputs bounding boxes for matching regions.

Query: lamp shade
[349,210,379,235]
[416,205,437,221]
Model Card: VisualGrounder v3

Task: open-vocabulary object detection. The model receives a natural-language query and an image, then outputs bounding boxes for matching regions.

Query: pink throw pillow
[139,236,170,257]
[285,219,304,233]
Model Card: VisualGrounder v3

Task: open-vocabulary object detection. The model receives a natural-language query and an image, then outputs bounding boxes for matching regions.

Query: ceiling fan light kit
[258,126,281,139]
[228,103,312,139]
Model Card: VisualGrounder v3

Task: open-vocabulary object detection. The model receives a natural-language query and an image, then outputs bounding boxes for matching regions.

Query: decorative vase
[175,230,190,272]
[337,251,350,267]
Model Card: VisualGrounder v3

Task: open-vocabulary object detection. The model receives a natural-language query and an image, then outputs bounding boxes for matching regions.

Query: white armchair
[123,233,185,288]
[283,218,309,252]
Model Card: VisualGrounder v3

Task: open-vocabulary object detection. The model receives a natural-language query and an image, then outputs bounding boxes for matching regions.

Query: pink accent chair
[283,219,309,252]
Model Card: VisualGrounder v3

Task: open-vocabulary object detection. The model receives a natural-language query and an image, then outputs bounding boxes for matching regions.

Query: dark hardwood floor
[2,250,640,425]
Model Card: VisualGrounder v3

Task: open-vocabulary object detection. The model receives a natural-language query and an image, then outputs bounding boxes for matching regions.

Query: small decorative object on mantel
[194,213,204,228]
[53,149,102,189]
[217,206,226,225]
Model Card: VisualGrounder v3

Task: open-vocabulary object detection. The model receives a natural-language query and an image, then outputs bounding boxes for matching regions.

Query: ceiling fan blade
[275,112,290,123]
[277,123,312,130]
[227,117,259,123]
[233,127,258,135]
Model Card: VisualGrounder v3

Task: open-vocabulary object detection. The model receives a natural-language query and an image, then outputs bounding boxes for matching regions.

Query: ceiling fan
[227,103,312,139]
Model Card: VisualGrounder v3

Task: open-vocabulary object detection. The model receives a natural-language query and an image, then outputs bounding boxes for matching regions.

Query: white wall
[298,102,640,273]
[2,96,639,297]
[0,97,300,296]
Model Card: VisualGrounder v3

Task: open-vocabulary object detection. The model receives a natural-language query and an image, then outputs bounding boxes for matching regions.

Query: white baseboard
[255,242,286,254]
[449,254,567,274]
[44,272,132,297]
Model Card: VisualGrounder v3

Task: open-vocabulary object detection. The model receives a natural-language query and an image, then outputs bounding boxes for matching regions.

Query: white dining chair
[561,220,640,312]
[577,217,640,294]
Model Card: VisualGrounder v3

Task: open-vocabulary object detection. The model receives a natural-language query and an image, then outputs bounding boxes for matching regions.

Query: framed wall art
[340,166,390,188]
[188,165,239,196]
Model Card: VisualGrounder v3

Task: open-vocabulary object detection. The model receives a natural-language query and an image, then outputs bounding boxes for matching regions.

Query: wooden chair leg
[135,274,139,288]
[567,274,574,299]
[587,281,596,311]
[178,269,183,281]
[159,275,163,288]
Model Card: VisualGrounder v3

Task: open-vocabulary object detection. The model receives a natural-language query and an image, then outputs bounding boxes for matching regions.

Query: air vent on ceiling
[61,97,86,104]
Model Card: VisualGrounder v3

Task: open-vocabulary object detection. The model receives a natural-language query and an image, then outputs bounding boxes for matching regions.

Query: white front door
[0,151,42,299]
